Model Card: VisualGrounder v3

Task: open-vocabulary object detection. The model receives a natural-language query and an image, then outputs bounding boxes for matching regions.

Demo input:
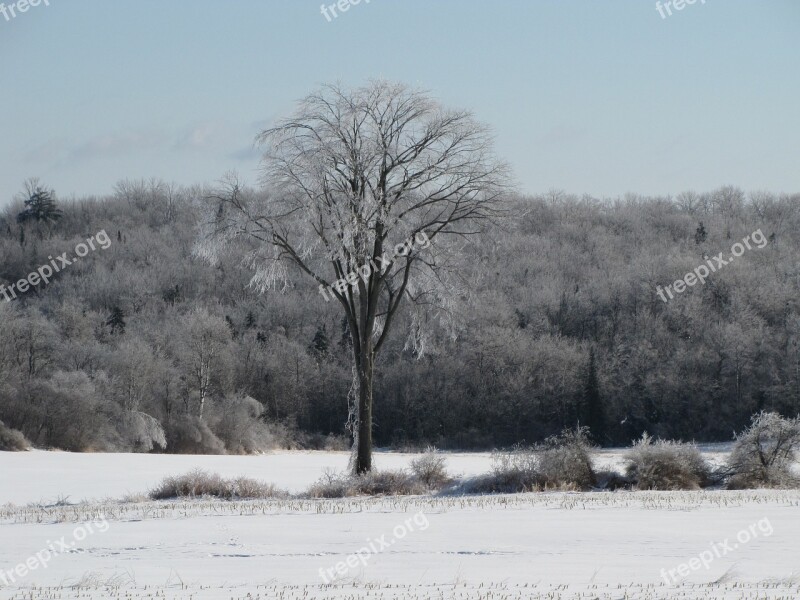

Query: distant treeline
[1,181,798,452]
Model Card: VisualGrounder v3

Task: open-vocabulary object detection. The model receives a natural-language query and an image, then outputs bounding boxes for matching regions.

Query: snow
[0,445,735,506]
[0,449,495,505]
[1,448,798,599]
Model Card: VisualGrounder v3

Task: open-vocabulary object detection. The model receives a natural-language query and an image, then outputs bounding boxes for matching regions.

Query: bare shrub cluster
[0,419,30,451]
[130,414,800,506]
[305,469,429,498]
[304,449,453,498]
[456,427,596,494]
[625,434,711,490]
[537,428,596,489]
[726,412,800,489]
[410,447,453,489]
[149,469,289,500]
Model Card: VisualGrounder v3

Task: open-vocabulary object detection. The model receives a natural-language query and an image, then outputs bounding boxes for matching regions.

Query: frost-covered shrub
[537,427,596,489]
[305,469,427,498]
[456,446,542,494]
[0,419,30,451]
[355,470,426,496]
[120,410,167,452]
[458,428,596,494]
[410,447,451,489]
[150,469,288,500]
[33,372,123,452]
[166,416,226,454]
[727,412,800,489]
[207,394,276,454]
[305,470,355,498]
[229,476,290,499]
[626,434,711,490]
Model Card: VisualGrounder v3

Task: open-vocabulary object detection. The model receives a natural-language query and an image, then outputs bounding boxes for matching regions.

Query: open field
[0,446,735,506]
[1,449,799,599]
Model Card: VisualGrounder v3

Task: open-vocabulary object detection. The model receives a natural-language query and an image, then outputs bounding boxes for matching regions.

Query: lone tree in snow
[196,81,510,473]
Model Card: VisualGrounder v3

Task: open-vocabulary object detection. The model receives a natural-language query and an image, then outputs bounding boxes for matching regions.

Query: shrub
[410,447,452,489]
[0,419,30,451]
[456,447,542,494]
[537,427,596,489]
[206,395,274,454]
[149,469,288,500]
[305,469,355,498]
[457,428,596,494]
[355,470,427,496]
[166,416,227,454]
[305,469,427,498]
[727,412,800,489]
[625,434,711,490]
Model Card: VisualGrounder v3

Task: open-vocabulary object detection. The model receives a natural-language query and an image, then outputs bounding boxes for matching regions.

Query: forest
[1,181,798,453]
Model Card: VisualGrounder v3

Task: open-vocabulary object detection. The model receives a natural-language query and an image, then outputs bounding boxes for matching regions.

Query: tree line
[1,180,798,453]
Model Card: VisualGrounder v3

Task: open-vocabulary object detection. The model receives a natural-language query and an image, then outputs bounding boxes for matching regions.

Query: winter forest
[2,180,798,455]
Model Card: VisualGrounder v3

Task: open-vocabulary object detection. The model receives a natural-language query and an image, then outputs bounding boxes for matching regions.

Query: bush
[0,419,30,451]
[305,469,427,498]
[166,416,227,454]
[727,412,800,489]
[410,447,452,489]
[537,427,596,489]
[456,447,542,494]
[206,395,275,454]
[625,434,711,490]
[456,428,596,494]
[305,469,355,498]
[150,469,288,500]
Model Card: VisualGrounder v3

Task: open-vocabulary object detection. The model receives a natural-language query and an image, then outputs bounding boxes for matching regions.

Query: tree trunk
[354,346,374,474]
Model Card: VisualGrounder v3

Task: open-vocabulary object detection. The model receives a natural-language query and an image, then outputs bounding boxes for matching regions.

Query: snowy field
[0,446,734,506]
[1,448,799,600]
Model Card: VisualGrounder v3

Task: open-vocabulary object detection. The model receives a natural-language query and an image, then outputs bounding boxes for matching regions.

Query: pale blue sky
[1,0,798,206]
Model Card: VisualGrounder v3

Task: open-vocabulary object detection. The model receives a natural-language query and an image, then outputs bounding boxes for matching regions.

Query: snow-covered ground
[1,448,798,600]
[0,449,495,505]
[0,445,734,506]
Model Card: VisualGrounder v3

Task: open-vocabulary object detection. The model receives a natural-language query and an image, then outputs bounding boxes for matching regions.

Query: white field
[1,447,799,600]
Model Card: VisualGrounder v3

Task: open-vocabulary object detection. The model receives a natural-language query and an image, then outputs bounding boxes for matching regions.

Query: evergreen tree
[225,315,238,338]
[107,306,126,335]
[694,221,707,245]
[17,185,62,226]
[581,348,605,444]
[310,324,330,357]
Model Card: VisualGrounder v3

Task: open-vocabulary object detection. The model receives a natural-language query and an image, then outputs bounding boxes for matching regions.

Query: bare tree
[196,80,510,473]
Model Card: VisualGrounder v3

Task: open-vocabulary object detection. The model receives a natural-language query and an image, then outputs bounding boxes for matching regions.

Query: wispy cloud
[173,121,232,150]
